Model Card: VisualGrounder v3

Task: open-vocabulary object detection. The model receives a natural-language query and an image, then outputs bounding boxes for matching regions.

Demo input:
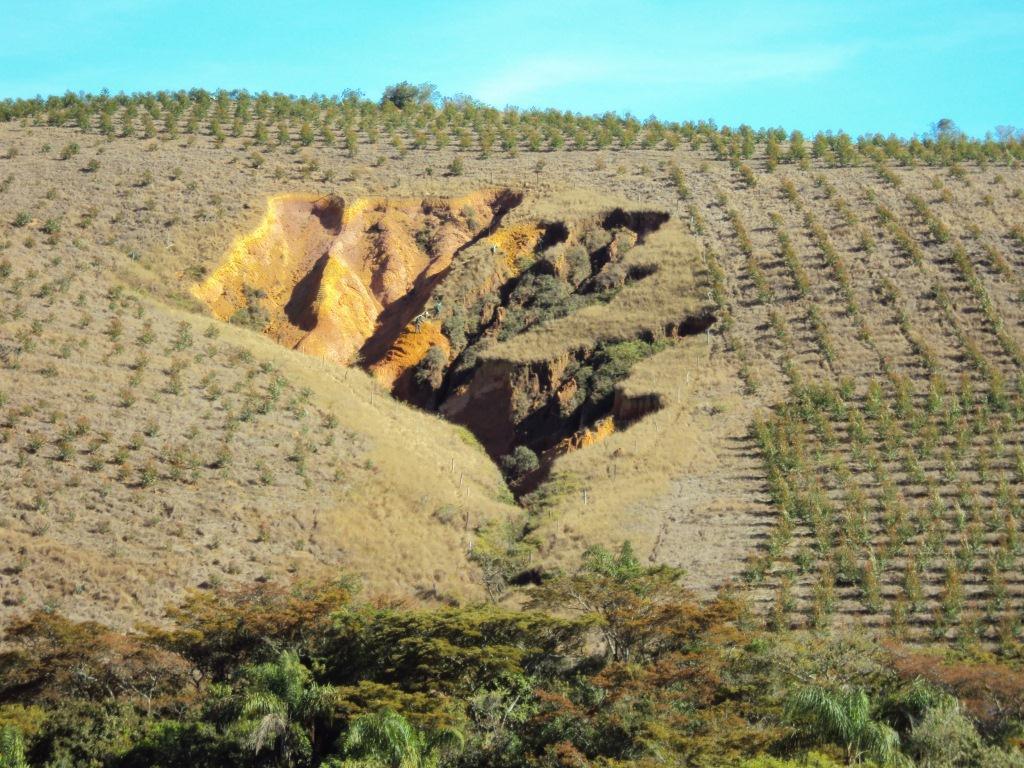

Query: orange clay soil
[193,189,521,377]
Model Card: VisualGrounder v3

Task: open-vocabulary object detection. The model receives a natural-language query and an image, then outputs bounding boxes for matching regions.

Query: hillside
[1,92,1023,649]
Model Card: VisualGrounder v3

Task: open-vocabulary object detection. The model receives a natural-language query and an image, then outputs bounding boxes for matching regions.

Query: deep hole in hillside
[194,192,714,499]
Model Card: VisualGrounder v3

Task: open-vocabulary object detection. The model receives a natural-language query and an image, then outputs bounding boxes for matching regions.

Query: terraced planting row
[681,155,1024,649]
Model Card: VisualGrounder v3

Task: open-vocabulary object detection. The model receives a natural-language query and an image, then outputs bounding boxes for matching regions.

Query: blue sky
[3,0,1022,137]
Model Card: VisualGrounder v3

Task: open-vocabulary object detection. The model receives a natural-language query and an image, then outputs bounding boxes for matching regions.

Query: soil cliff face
[194,190,520,365]
[438,317,713,471]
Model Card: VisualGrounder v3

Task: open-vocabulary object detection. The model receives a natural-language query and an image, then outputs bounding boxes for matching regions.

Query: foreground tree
[341,709,463,768]
[527,541,705,662]
[231,650,340,767]
[932,118,962,142]
[155,578,353,681]
[786,686,905,766]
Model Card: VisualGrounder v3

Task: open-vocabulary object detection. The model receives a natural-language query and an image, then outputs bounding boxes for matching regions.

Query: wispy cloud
[474,56,613,106]
[473,44,857,106]
[669,45,857,88]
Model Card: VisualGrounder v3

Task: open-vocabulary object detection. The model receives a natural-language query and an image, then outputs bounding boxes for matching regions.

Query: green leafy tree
[380,83,437,109]
[905,700,985,768]
[155,578,352,681]
[528,541,698,663]
[932,118,962,142]
[324,606,586,697]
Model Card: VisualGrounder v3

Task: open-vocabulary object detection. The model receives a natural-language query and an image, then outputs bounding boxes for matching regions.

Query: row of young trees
[672,142,1021,637]
[3,546,1024,767]
[2,89,1023,165]
[737,166,1015,643]
[0,254,333,495]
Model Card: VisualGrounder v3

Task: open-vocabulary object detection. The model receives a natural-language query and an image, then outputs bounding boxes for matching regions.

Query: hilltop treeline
[2,544,1024,767]
[1,87,1022,167]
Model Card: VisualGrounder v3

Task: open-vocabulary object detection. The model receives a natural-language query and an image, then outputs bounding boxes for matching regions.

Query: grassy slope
[2,114,1022,639]
[0,125,517,627]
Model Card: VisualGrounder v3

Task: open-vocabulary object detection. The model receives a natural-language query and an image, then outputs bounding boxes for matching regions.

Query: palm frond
[0,726,28,768]
[300,681,342,720]
[344,709,420,767]
[786,685,907,767]
[861,720,904,766]
[425,724,466,757]
[247,712,287,756]
[241,690,287,719]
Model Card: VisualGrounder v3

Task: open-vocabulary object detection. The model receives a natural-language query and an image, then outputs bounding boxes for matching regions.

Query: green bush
[500,445,540,478]
[229,286,270,331]
[906,702,984,767]
[497,273,582,341]
[586,338,669,406]
[414,345,447,390]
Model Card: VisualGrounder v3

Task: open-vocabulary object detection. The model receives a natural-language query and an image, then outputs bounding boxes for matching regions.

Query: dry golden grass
[0,127,523,627]
[524,339,768,593]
